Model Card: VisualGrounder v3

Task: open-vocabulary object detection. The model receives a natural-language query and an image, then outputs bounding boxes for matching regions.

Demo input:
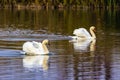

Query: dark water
[0,8,120,80]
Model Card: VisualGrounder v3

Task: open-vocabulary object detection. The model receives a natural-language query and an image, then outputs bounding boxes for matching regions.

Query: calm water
[0,8,120,80]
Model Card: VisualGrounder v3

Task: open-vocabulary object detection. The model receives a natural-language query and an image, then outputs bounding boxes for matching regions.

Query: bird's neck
[90,39,96,52]
[90,29,96,39]
[42,43,49,54]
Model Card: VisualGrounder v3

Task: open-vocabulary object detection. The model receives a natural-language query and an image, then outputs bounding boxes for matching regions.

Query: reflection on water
[48,54,105,80]
[0,9,120,80]
[70,39,96,53]
[23,55,49,71]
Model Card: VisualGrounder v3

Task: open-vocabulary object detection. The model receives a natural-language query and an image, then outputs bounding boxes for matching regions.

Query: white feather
[73,28,91,38]
[22,41,44,55]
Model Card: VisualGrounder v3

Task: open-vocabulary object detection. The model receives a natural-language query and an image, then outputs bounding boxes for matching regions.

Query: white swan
[23,55,49,70]
[22,39,49,55]
[72,26,96,40]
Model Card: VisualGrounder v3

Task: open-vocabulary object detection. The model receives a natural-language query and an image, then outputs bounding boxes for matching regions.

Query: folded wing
[73,28,91,38]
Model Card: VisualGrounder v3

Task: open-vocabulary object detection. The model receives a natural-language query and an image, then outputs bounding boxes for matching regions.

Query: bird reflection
[70,39,96,53]
[23,55,49,71]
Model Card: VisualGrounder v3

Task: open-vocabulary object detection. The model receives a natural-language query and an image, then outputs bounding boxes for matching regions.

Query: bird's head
[90,26,96,32]
[42,39,49,44]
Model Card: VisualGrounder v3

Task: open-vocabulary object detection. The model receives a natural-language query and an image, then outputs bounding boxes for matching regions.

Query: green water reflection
[0,9,120,35]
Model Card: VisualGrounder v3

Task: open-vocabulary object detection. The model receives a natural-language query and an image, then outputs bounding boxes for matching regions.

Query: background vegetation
[0,0,120,9]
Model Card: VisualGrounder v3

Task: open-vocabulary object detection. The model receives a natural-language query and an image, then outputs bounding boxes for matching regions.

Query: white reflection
[23,55,49,71]
[70,39,96,52]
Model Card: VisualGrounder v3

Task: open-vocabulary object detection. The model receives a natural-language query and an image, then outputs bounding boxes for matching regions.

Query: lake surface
[0,8,120,80]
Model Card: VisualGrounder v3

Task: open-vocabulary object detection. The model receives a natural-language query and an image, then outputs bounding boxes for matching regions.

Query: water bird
[22,39,49,55]
[69,26,96,52]
[71,26,96,41]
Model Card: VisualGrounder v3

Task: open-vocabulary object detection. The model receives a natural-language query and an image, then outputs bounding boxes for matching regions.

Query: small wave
[0,49,22,57]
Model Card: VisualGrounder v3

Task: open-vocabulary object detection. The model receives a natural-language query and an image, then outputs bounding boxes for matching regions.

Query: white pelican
[22,39,49,55]
[72,26,96,40]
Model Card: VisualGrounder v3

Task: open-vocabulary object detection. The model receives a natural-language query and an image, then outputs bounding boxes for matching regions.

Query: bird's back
[22,41,44,55]
[73,28,91,38]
